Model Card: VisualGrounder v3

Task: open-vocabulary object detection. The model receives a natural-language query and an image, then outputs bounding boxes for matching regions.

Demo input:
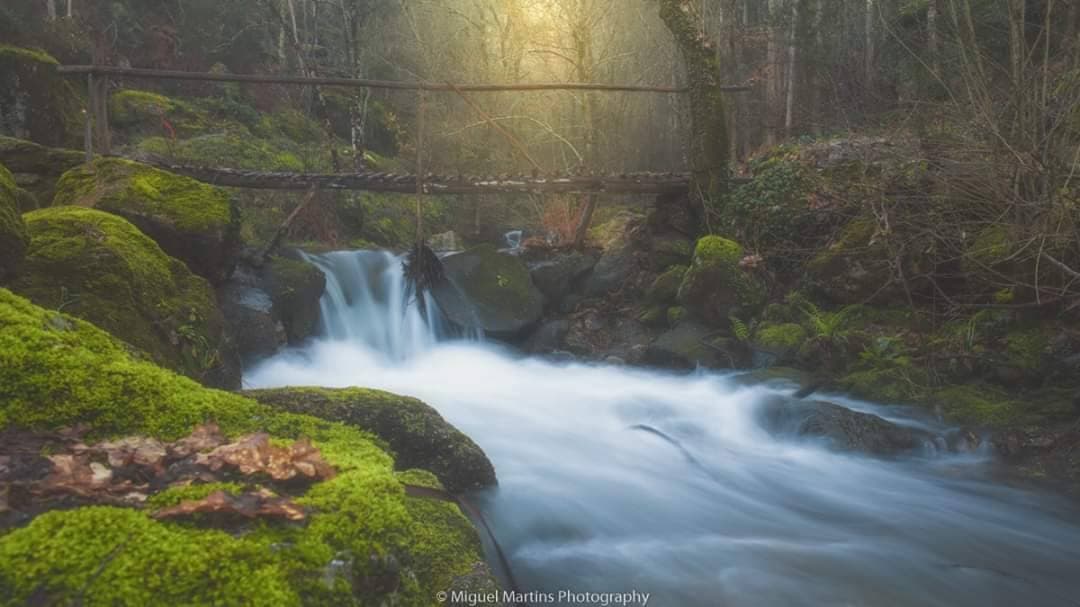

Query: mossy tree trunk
[655,0,731,207]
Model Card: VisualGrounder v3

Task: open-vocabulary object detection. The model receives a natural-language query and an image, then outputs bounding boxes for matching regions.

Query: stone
[428,230,463,252]
[432,244,544,339]
[0,163,28,282]
[645,320,749,369]
[52,158,240,284]
[261,252,326,344]
[0,136,85,203]
[245,387,497,492]
[8,207,240,389]
[523,320,570,354]
[529,252,596,306]
[677,236,765,326]
[217,283,287,365]
[758,399,936,457]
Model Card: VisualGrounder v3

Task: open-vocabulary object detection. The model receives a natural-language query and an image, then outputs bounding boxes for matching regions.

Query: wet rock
[0,47,82,148]
[582,213,643,297]
[262,252,326,344]
[428,230,463,252]
[649,233,694,270]
[759,399,935,456]
[432,244,544,340]
[218,282,287,364]
[523,319,570,354]
[246,387,497,492]
[645,320,748,369]
[529,252,596,306]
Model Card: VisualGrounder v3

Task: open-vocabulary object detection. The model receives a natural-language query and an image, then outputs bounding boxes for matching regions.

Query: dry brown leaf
[169,423,227,459]
[153,488,306,522]
[195,434,335,483]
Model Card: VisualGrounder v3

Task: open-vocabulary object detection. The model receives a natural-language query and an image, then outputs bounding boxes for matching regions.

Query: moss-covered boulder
[0,46,81,148]
[752,322,808,364]
[0,136,86,204]
[246,387,496,492]
[432,244,544,339]
[645,319,749,369]
[677,236,765,325]
[53,158,240,283]
[0,163,29,282]
[649,234,694,270]
[0,288,496,604]
[529,252,596,308]
[263,254,326,344]
[647,264,688,304]
[8,207,240,388]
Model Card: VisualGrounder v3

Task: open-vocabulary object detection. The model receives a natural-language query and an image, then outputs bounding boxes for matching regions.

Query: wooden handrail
[57,65,751,94]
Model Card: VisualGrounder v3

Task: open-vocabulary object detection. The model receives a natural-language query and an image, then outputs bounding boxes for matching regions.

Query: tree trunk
[927,0,940,77]
[766,0,782,145]
[865,0,875,95]
[45,0,57,20]
[655,0,731,206]
[784,0,800,137]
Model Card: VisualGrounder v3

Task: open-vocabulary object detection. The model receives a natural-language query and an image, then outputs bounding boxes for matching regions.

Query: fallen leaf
[169,424,227,459]
[195,434,334,483]
[153,489,306,522]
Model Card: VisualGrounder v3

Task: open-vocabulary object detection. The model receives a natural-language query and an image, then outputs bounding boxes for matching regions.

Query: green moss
[255,109,325,144]
[647,265,687,304]
[9,207,231,385]
[0,44,60,65]
[0,287,259,438]
[0,163,29,281]
[1004,327,1048,371]
[109,89,258,141]
[808,217,876,273]
[637,304,668,327]
[678,236,764,322]
[965,225,1010,268]
[146,482,247,510]
[838,366,927,403]
[54,157,233,233]
[931,384,1021,427]
[247,387,496,492]
[0,507,300,606]
[137,134,307,172]
[0,47,83,147]
[667,306,686,326]
[755,322,808,350]
[0,290,489,604]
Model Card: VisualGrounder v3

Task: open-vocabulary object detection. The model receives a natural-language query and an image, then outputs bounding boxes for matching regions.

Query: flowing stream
[248,250,1080,606]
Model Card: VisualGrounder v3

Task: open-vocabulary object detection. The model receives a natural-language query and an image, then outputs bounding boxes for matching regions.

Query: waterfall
[300,249,449,361]
[247,249,1080,607]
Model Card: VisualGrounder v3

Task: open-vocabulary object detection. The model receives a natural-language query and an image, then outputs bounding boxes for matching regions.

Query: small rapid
[248,250,1080,606]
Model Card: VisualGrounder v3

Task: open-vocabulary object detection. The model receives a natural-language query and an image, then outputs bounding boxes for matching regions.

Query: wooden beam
[141,162,697,195]
[58,65,752,94]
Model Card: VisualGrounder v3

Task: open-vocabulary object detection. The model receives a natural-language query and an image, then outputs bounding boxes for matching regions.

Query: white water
[249,250,1080,606]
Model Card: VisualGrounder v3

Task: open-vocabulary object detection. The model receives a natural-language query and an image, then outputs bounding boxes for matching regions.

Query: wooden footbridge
[59,65,747,196]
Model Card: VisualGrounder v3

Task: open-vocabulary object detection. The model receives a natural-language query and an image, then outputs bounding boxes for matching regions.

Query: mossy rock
[752,322,808,364]
[807,216,934,304]
[9,207,240,388]
[677,236,764,325]
[636,304,668,328]
[262,254,326,344]
[650,234,694,270]
[432,244,544,339]
[135,133,308,172]
[930,384,1022,427]
[0,136,85,204]
[246,387,496,492]
[645,319,749,369]
[0,289,495,604]
[0,45,82,148]
[0,163,29,282]
[53,158,240,283]
[646,265,687,304]
[109,89,259,142]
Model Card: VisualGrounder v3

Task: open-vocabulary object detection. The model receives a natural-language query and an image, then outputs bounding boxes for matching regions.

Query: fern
[730,316,751,342]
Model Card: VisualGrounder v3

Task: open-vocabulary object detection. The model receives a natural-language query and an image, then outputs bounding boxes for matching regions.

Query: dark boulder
[0,136,84,204]
[0,163,28,282]
[759,399,935,457]
[217,282,287,365]
[529,252,596,307]
[432,244,544,339]
[645,320,749,369]
[523,319,570,354]
[246,387,497,492]
[262,252,326,344]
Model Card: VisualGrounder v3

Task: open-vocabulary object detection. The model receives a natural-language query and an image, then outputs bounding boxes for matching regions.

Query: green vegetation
[0,163,29,281]
[677,236,765,324]
[0,289,489,605]
[9,207,233,386]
